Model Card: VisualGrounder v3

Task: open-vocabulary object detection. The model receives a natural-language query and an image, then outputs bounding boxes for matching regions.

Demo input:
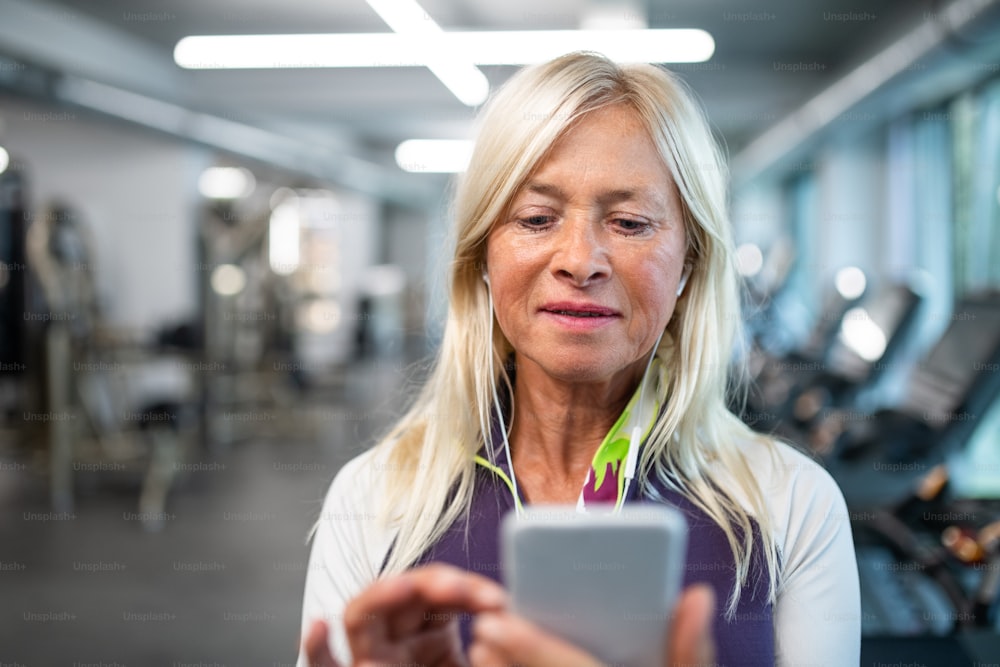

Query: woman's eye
[613,218,651,235]
[518,215,554,229]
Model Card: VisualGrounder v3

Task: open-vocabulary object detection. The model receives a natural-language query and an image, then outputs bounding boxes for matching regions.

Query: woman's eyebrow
[597,189,643,206]
[523,182,566,199]
[523,183,659,207]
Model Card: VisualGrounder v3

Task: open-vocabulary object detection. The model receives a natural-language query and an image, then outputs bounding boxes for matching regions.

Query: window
[952,78,1000,293]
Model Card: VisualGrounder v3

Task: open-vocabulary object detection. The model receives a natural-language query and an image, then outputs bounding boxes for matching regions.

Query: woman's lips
[540,302,620,316]
[539,302,620,330]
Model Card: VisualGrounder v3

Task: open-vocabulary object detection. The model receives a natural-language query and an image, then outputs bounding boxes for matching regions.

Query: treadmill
[821,291,1000,664]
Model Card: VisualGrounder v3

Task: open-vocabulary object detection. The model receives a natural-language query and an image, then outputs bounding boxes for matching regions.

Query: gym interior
[1,1,999,664]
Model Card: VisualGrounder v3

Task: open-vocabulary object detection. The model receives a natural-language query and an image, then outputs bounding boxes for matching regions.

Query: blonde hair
[374,52,780,616]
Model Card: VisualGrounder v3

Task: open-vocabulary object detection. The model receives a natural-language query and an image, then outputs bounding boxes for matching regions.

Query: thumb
[667,584,716,666]
[303,619,342,667]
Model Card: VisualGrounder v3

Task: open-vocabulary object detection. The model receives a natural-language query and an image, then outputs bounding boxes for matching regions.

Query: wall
[1,94,207,337]
[382,202,429,336]
[812,133,884,296]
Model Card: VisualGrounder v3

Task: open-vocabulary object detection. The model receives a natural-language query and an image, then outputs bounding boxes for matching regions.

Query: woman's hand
[468,584,716,667]
[301,563,508,667]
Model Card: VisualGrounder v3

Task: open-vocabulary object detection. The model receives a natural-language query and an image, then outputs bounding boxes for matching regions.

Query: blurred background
[0,0,999,664]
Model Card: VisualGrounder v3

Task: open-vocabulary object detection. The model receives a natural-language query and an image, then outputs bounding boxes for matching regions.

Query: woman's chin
[524,354,639,387]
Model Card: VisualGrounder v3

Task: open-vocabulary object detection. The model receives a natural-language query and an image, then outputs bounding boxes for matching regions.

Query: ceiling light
[395,139,474,173]
[422,64,489,106]
[364,0,488,105]
[0,146,8,175]
[457,29,714,64]
[269,197,301,276]
[174,29,715,70]
[366,0,435,34]
[198,167,255,199]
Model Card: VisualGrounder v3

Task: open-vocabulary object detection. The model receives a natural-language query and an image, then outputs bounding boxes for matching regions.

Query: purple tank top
[410,456,776,665]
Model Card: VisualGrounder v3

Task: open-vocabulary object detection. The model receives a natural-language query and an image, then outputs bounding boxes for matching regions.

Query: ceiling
[0,0,970,192]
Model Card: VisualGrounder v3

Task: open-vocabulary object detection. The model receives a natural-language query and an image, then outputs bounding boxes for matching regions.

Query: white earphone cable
[485,278,523,516]
[484,271,663,517]
[617,328,665,511]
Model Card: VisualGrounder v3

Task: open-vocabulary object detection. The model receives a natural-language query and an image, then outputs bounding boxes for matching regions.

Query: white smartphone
[501,504,688,667]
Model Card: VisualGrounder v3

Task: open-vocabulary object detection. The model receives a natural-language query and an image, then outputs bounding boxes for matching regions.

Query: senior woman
[296,52,860,666]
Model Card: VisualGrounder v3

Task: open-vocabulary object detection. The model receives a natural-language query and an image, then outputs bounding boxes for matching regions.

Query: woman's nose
[551,216,611,285]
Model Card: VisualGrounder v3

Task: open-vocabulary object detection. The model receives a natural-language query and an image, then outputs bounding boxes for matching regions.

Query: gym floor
[0,357,414,665]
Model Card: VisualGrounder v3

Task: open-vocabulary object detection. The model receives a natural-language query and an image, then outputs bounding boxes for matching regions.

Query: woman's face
[485,103,688,387]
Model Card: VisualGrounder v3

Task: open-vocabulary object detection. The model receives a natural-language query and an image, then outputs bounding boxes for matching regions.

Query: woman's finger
[467,639,511,667]
[667,584,716,666]
[405,563,508,610]
[344,575,417,657]
[397,616,468,667]
[469,585,717,667]
[386,601,428,642]
[470,611,603,667]
[302,619,343,667]
[345,563,506,660]
[350,564,504,623]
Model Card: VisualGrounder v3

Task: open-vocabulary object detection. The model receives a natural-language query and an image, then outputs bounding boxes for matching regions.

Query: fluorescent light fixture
[395,139,474,173]
[422,63,489,106]
[834,266,867,300]
[174,29,715,69]
[364,0,488,105]
[366,0,434,34]
[269,198,302,276]
[198,167,256,199]
[0,146,8,175]
[459,29,714,64]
